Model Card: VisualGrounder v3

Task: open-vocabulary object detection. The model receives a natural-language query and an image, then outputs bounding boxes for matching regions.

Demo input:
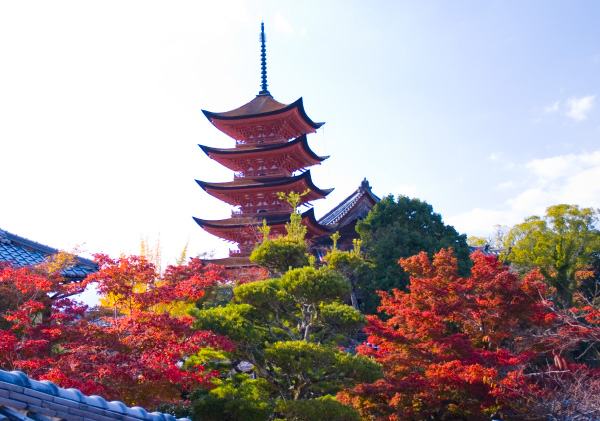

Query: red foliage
[340,249,551,420]
[0,255,233,408]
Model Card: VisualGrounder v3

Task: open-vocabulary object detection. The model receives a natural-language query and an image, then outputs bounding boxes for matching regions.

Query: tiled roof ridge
[322,194,361,226]
[0,229,10,245]
[0,369,190,421]
[468,245,506,257]
[0,228,97,273]
[318,178,379,227]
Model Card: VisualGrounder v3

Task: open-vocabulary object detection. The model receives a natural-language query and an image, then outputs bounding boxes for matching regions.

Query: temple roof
[201,95,323,142]
[194,208,331,238]
[201,255,254,268]
[202,95,321,124]
[469,245,506,258]
[0,229,97,281]
[199,135,328,173]
[318,179,380,227]
[203,94,290,119]
[0,369,190,421]
[201,134,327,160]
[196,171,333,206]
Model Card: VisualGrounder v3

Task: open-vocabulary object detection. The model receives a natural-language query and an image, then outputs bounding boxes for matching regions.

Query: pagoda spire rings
[259,22,269,95]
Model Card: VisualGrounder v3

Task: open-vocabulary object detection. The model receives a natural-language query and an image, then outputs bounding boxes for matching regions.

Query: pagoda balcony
[236,135,287,146]
[234,169,292,179]
[229,249,252,257]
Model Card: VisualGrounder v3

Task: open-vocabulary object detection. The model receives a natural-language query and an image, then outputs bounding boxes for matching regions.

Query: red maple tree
[0,254,233,408]
[339,249,553,420]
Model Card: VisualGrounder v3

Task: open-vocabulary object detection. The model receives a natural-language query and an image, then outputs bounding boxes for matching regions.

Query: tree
[0,254,233,409]
[191,265,381,419]
[468,225,509,249]
[504,204,600,307]
[250,192,310,275]
[356,195,471,314]
[191,198,382,419]
[339,249,552,420]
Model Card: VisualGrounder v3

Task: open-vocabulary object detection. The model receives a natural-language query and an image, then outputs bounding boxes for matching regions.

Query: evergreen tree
[190,194,382,420]
[356,195,470,314]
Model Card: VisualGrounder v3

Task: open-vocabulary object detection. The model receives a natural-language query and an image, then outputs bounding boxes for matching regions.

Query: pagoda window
[257,209,267,214]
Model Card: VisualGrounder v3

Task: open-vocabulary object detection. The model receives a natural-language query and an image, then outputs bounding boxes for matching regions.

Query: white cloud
[447,208,515,236]
[496,181,515,190]
[449,150,600,237]
[566,95,595,121]
[300,27,307,36]
[489,152,502,161]
[544,101,559,113]
[273,11,293,35]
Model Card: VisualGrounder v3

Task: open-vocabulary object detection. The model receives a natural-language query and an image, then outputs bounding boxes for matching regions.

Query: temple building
[194,23,333,267]
[194,24,379,267]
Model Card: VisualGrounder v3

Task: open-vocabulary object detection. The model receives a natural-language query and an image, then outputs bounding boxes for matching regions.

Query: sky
[1,1,600,273]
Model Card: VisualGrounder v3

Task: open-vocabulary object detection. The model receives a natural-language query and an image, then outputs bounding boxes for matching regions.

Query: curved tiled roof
[194,208,331,234]
[202,93,288,118]
[0,369,190,421]
[199,134,328,162]
[202,95,323,129]
[196,170,333,198]
[318,179,380,227]
[468,245,506,258]
[0,229,97,280]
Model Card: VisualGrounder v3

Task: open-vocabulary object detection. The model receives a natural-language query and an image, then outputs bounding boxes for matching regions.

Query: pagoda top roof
[0,229,97,281]
[318,179,380,227]
[196,170,333,197]
[203,93,293,119]
[201,95,323,142]
[202,94,322,127]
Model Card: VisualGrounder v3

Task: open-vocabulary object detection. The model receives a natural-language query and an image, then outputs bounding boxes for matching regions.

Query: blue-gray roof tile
[0,229,97,280]
[0,369,191,421]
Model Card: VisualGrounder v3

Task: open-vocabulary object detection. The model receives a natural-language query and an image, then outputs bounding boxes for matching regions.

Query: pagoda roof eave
[201,256,253,268]
[194,208,331,237]
[202,97,323,130]
[195,170,333,198]
[199,135,328,162]
[193,213,289,229]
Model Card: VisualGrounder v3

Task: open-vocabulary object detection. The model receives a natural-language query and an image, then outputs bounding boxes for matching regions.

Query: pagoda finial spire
[259,22,270,95]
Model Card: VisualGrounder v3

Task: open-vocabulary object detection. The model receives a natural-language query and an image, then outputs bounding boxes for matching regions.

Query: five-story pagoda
[194,23,332,266]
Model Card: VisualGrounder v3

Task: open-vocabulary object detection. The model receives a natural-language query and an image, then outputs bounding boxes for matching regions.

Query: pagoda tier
[193,208,331,255]
[195,170,333,212]
[202,94,323,145]
[199,135,328,177]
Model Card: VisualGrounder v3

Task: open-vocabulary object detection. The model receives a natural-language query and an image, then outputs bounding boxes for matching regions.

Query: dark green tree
[356,195,471,314]
[189,194,382,420]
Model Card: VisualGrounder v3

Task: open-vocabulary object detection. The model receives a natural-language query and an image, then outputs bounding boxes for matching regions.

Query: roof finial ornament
[259,22,270,95]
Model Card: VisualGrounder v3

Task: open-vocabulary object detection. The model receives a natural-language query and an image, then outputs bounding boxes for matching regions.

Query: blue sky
[1,1,599,268]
